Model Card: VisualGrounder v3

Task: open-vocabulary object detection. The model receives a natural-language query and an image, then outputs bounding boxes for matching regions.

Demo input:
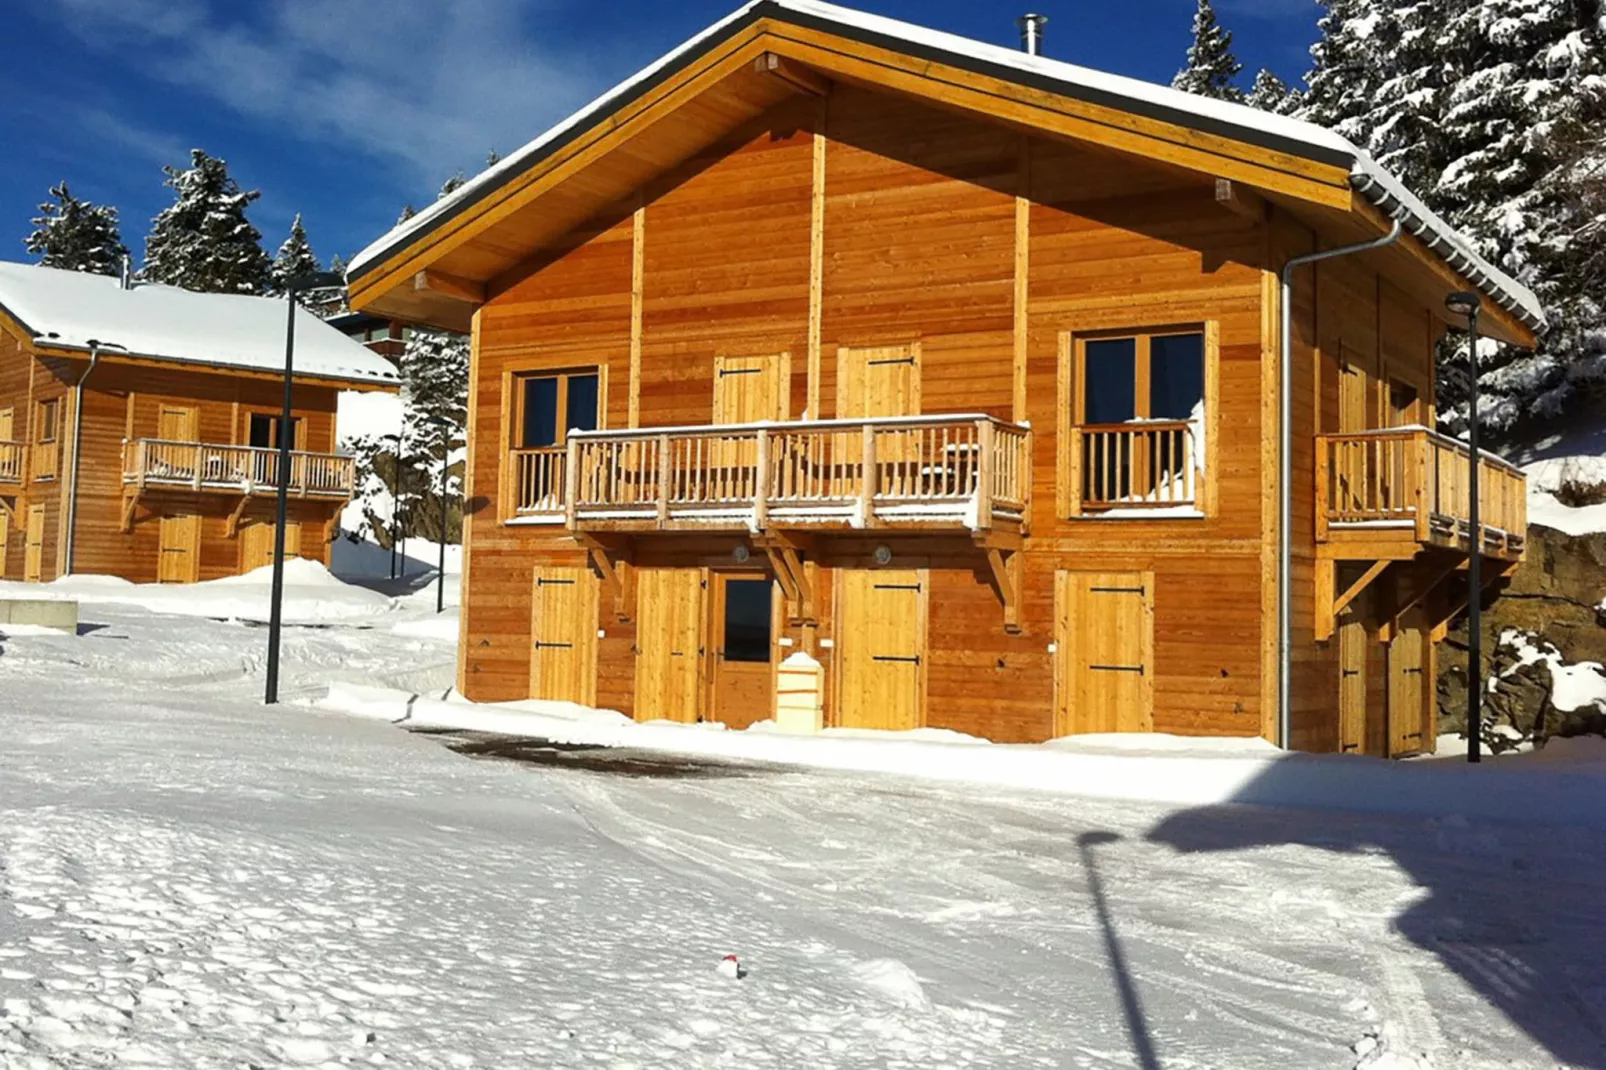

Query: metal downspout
[64,341,106,577]
[1277,217,1402,749]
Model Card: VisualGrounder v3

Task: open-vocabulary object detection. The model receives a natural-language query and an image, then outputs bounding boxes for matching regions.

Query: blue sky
[1,0,1323,271]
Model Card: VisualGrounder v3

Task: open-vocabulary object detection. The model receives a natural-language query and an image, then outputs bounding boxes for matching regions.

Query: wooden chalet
[0,262,400,585]
[347,1,1539,755]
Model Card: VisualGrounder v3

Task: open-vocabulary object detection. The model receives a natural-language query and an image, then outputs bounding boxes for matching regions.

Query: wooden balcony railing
[123,439,356,499]
[1075,421,1199,513]
[0,441,23,483]
[545,415,1031,534]
[511,447,567,516]
[1318,427,1526,556]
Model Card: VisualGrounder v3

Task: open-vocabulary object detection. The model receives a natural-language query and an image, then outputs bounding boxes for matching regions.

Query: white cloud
[51,0,591,188]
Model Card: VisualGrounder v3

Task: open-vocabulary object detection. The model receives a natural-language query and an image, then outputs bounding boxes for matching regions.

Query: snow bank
[1498,628,1606,713]
[0,560,396,625]
[317,684,1606,826]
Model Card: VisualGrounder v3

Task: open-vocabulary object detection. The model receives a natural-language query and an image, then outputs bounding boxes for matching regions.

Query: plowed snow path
[1,606,1603,1068]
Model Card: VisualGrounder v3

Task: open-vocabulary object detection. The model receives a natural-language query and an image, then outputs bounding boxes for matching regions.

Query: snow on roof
[0,261,401,386]
[351,0,1544,334]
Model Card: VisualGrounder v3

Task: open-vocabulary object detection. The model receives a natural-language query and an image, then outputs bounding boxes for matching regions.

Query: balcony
[0,441,21,483]
[1317,427,1526,561]
[122,439,356,500]
[512,415,1032,536]
[1073,420,1200,515]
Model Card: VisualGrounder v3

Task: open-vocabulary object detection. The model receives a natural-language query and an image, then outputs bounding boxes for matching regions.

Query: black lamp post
[265,271,346,706]
[434,415,452,615]
[1446,291,1483,763]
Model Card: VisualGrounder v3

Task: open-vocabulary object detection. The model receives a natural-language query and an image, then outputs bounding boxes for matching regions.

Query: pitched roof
[0,261,402,387]
[349,0,1544,334]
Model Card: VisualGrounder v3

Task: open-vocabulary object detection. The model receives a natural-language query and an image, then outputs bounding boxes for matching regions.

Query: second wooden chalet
[347,1,1539,755]
[0,262,400,585]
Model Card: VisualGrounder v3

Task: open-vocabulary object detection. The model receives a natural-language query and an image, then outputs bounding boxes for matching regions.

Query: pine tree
[1301,0,1391,142]
[1171,0,1244,102]
[269,214,322,301]
[309,253,351,319]
[1247,69,1301,115]
[24,182,130,276]
[143,149,270,295]
[396,204,418,225]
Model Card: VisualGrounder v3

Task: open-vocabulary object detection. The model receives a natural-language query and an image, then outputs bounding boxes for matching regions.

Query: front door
[634,569,705,722]
[24,504,45,583]
[1055,571,1155,735]
[1388,608,1429,756]
[530,564,599,705]
[711,574,776,730]
[1338,589,1369,754]
[837,344,921,418]
[240,520,301,572]
[157,513,199,584]
[158,404,198,442]
[836,568,924,731]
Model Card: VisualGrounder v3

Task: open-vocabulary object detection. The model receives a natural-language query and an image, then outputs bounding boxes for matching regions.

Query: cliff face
[1438,525,1606,748]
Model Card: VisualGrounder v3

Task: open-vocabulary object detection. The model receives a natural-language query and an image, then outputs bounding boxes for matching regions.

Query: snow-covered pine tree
[25,182,130,275]
[142,150,270,295]
[1300,0,1391,143]
[309,252,351,319]
[1171,0,1245,102]
[1246,68,1301,114]
[268,214,322,301]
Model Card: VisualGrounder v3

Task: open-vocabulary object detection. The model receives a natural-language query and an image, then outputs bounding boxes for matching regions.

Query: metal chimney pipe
[1017,13,1048,56]
[119,254,132,290]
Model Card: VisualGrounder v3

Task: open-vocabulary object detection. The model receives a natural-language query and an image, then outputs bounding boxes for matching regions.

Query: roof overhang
[28,341,401,393]
[348,0,1540,348]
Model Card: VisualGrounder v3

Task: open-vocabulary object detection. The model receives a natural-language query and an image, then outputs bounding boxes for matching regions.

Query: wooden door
[713,353,789,424]
[634,569,706,722]
[1338,360,1368,433]
[24,505,45,583]
[836,569,924,731]
[158,405,198,442]
[240,521,302,572]
[1388,608,1429,755]
[837,344,922,418]
[21,505,43,582]
[530,565,599,705]
[1337,591,1368,754]
[711,574,777,730]
[157,513,199,584]
[1055,571,1155,735]
[0,407,13,440]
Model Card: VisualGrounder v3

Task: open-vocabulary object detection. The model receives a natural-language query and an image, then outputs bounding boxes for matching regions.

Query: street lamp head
[1445,291,1481,320]
[288,270,345,293]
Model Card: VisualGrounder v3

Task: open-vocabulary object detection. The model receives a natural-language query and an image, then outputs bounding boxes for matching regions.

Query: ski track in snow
[2,602,1605,1068]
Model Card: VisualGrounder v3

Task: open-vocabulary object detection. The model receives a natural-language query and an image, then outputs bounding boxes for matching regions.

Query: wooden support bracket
[755,533,817,624]
[1429,559,1519,643]
[1214,178,1268,222]
[1317,558,1390,642]
[1379,559,1461,644]
[119,489,141,534]
[413,269,485,305]
[983,546,1022,635]
[0,496,14,529]
[577,533,634,622]
[754,51,830,96]
[225,495,250,539]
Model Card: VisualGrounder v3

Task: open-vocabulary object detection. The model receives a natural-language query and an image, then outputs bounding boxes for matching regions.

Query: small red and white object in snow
[717,955,743,980]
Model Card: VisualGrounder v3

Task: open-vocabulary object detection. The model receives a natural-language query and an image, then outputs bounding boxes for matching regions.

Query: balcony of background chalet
[122,439,357,501]
[0,440,22,484]
[1317,426,1526,561]
[509,414,1032,536]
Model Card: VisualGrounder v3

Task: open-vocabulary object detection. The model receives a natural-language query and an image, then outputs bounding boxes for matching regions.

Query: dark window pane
[249,414,272,448]
[722,579,772,663]
[566,373,600,434]
[1149,333,1205,420]
[521,376,559,448]
[1083,338,1136,424]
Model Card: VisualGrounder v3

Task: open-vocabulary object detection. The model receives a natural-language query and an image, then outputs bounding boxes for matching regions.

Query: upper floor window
[1065,326,1212,517]
[32,399,60,482]
[515,368,599,449]
[249,413,301,451]
[35,399,59,444]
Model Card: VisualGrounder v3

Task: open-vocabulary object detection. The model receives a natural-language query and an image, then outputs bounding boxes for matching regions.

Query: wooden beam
[225,495,250,539]
[1214,178,1267,222]
[1334,559,1391,618]
[119,489,140,534]
[576,532,634,622]
[754,51,830,96]
[983,546,1022,635]
[412,269,485,305]
[806,99,826,418]
[629,201,645,428]
[1378,559,1461,644]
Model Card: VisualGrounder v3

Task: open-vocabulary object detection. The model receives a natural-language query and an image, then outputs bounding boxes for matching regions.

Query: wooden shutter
[835,569,925,731]
[1054,571,1154,735]
[1338,597,1368,754]
[712,353,789,424]
[1388,608,1428,756]
[837,344,922,418]
[158,405,198,442]
[633,569,706,722]
[157,513,199,584]
[530,565,599,705]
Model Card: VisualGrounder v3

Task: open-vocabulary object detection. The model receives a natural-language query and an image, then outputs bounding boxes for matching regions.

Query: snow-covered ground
[3,592,1606,1067]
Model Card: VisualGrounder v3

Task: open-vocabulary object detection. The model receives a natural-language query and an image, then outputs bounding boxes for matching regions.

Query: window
[35,399,58,444]
[721,579,773,663]
[1067,326,1211,517]
[248,413,301,450]
[514,368,599,449]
